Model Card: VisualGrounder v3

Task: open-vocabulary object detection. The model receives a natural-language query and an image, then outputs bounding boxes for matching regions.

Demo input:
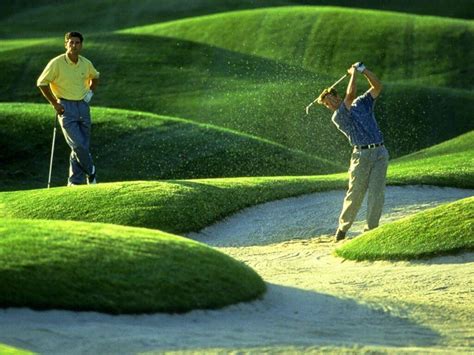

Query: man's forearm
[362,68,382,92]
[345,72,357,99]
[38,85,57,105]
[90,78,99,92]
[38,85,64,114]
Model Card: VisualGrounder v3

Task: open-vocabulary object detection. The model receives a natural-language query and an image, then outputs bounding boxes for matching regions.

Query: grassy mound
[0,218,266,313]
[1,0,471,35]
[389,131,474,188]
[0,343,33,355]
[0,177,346,233]
[1,8,472,167]
[335,197,474,261]
[1,129,472,233]
[121,7,474,89]
[0,103,342,191]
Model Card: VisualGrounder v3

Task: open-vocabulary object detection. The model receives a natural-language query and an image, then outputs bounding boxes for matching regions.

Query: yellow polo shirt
[37,53,100,100]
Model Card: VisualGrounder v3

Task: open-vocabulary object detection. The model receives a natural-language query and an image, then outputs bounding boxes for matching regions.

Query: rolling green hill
[0,103,342,191]
[335,196,474,261]
[0,217,266,313]
[1,0,471,35]
[1,127,472,233]
[121,7,474,88]
[0,7,472,170]
[389,131,474,188]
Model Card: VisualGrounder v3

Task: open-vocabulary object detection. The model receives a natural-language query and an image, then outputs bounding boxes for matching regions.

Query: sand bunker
[1,185,473,354]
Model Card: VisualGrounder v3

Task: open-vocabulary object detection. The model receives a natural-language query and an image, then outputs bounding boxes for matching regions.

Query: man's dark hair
[65,32,84,43]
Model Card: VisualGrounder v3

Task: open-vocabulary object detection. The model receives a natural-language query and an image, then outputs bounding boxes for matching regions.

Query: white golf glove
[83,90,94,103]
[354,62,366,73]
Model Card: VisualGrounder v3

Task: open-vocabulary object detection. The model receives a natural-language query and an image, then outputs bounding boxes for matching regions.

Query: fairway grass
[0,103,342,191]
[335,196,474,261]
[0,218,265,314]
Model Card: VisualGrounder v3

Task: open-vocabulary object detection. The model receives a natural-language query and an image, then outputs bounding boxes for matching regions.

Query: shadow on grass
[0,284,440,353]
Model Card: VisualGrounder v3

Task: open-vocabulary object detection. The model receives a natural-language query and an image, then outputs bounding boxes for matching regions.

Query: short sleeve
[89,62,100,79]
[37,59,57,86]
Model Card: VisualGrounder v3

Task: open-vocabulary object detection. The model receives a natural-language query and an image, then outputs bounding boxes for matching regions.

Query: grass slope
[120,7,474,89]
[1,33,472,165]
[1,0,471,34]
[0,217,265,313]
[0,103,342,191]
[1,7,472,166]
[389,131,474,188]
[0,177,347,234]
[1,128,473,234]
[335,197,474,261]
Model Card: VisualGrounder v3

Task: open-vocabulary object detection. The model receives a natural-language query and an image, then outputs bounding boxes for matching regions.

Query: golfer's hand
[352,62,366,73]
[53,103,65,115]
[347,66,357,76]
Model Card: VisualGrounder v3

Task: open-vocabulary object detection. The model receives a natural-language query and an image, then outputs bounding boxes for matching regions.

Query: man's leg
[59,100,94,185]
[366,147,389,230]
[338,150,370,235]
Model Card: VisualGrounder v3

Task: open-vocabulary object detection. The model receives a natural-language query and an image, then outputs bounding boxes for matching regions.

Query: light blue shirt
[331,91,384,146]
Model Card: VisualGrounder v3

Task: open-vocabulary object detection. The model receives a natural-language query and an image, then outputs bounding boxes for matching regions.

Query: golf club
[305,73,349,114]
[47,114,58,188]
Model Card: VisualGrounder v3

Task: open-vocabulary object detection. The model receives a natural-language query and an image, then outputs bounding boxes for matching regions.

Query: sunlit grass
[0,103,342,191]
[335,196,474,261]
[0,218,265,313]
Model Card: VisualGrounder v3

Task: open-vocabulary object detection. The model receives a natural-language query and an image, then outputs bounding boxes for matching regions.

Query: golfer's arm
[363,69,383,98]
[90,78,99,92]
[343,73,357,109]
[38,85,58,106]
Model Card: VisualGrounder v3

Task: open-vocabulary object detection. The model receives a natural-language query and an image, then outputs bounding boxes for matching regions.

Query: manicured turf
[335,197,474,261]
[0,103,342,191]
[0,126,472,234]
[1,0,471,37]
[0,8,472,166]
[0,176,346,234]
[389,131,474,188]
[0,218,266,313]
[0,1,472,318]
[0,343,33,355]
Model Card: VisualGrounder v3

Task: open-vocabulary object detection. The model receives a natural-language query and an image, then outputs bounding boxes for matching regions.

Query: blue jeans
[58,99,94,185]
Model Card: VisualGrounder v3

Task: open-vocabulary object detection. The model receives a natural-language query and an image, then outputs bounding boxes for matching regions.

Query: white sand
[1,185,473,354]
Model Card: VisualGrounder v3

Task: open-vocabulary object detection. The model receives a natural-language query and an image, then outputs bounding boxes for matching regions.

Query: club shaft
[329,73,349,89]
[47,116,58,188]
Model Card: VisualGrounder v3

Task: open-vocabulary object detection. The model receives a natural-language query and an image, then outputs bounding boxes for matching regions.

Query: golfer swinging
[317,62,389,241]
[37,31,99,186]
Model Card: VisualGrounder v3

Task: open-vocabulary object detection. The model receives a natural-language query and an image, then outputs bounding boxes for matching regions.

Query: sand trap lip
[1,185,473,354]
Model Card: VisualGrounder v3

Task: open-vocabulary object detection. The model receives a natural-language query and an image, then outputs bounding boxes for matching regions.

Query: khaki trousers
[338,145,389,233]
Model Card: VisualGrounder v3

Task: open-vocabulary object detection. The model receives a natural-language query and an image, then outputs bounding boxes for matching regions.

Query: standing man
[317,62,389,241]
[37,31,99,186]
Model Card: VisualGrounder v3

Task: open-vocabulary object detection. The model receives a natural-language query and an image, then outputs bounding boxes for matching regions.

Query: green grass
[0,344,34,355]
[1,7,472,167]
[1,0,471,35]
[0,217,265,313]
[0,126,473,233]
[120,7,474,89]
[388,131,474,188]
[0,103,342,191]
[0,176,347,234]
[335,196,474,261]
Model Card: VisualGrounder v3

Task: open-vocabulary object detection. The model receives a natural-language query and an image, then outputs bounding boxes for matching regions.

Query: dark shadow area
[0,283,441,353]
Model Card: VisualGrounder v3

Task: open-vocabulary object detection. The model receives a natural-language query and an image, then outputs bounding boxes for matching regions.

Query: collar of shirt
[64,53,82,66]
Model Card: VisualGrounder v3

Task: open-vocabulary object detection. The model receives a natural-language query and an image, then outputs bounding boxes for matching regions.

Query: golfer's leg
[366,147,389,230]
[69,151,85,185]
[338,150,370,232]
[61,106,93,177]
[78,101,94,175]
